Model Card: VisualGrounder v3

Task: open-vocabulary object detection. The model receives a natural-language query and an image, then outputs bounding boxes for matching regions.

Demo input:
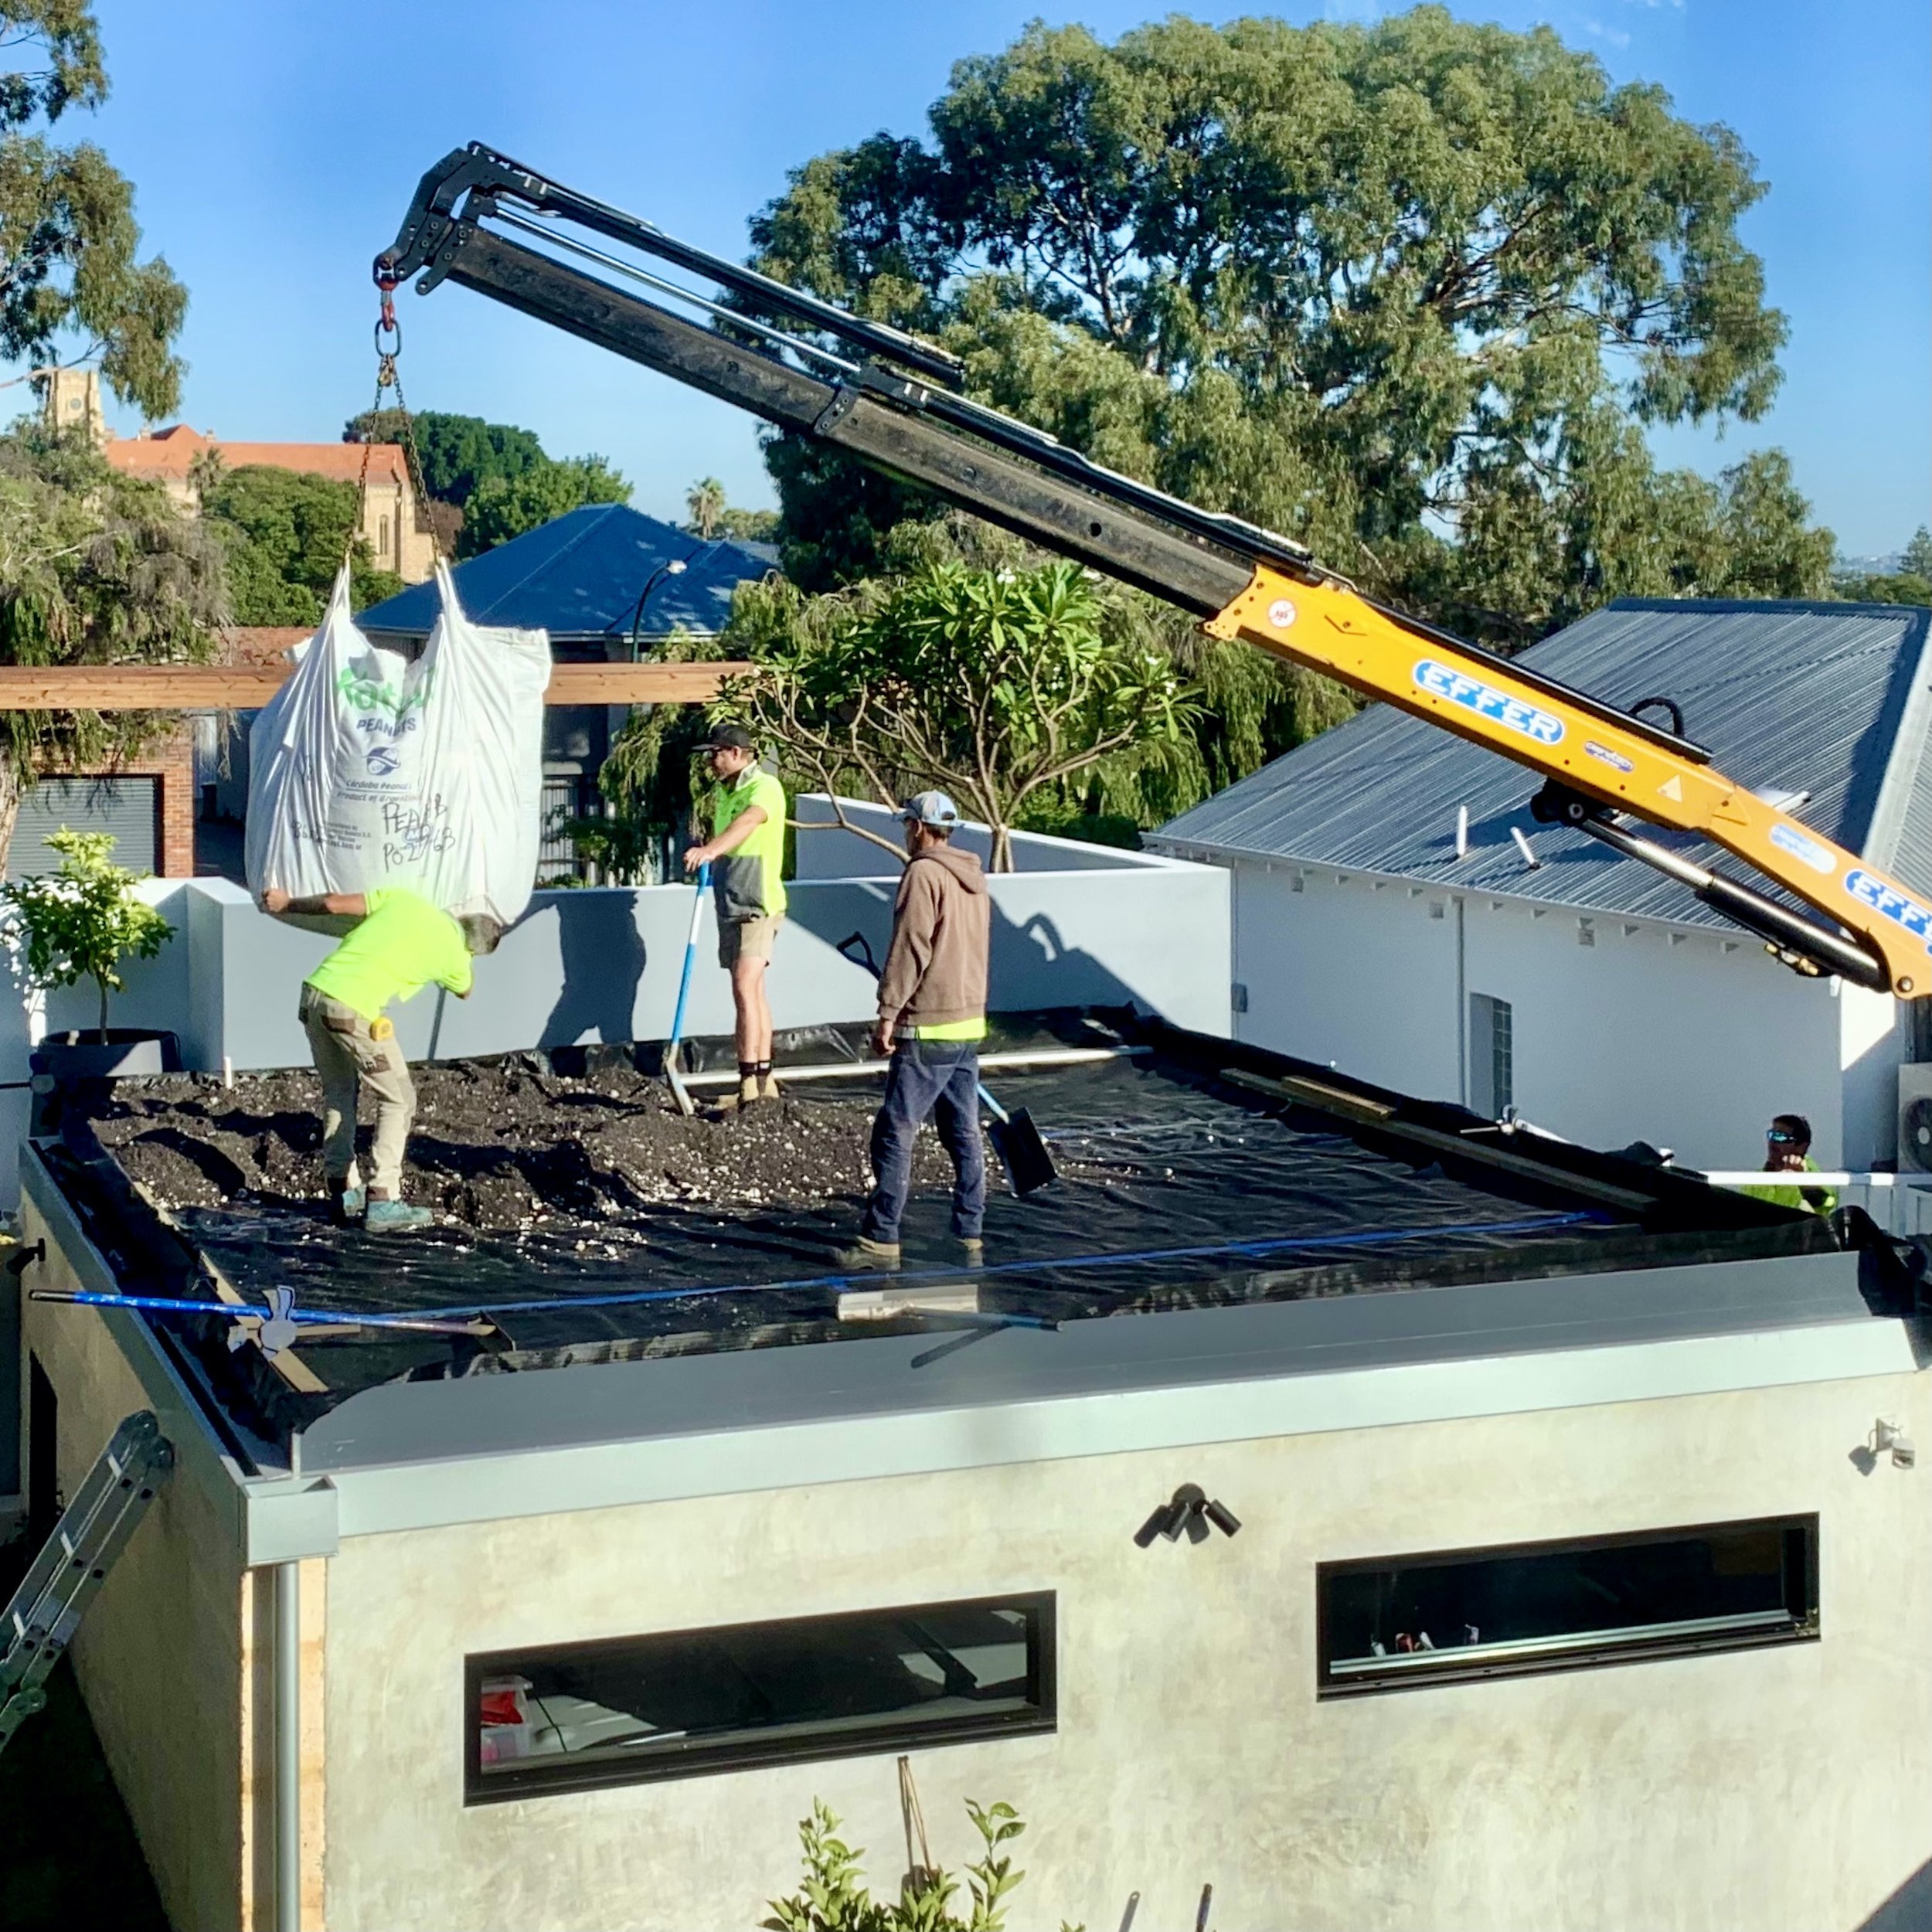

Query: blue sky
[65,0,1932,554]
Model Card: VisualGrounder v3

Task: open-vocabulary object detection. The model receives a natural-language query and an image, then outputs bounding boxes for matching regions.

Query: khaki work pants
[298,986,415,1198]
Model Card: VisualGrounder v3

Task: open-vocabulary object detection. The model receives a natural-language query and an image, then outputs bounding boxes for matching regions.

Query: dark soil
[92,1055,961,1231]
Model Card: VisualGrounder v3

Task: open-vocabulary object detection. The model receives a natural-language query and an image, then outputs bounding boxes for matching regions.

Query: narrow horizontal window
[466,1593,1055,1801]
[1318,1515,1816,1698]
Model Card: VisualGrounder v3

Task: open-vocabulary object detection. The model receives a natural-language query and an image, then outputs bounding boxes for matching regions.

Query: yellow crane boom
[378,144,1932,1000]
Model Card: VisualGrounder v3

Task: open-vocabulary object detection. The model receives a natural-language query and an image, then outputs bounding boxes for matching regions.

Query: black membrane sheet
[165,1047,1638,1380]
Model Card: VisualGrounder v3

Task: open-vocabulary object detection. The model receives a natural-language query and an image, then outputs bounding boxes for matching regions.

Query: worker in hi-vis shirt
[682,723,787,1108]
[262,885,502,1233]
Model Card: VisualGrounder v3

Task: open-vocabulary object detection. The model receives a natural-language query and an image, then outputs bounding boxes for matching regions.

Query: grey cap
[900,789,961,828]
[699,723,756,753]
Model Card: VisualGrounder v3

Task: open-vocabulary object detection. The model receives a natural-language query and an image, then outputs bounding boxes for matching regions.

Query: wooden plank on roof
[0,662,756,710]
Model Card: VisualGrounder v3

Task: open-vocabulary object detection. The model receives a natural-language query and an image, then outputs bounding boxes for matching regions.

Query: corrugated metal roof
[357,503,773,641]
[1152,599,1932,927]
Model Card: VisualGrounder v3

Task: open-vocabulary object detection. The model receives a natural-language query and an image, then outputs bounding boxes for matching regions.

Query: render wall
[15,1191,252,1932]
[1224,859,1870,1172]
[318,1370,1932,1932]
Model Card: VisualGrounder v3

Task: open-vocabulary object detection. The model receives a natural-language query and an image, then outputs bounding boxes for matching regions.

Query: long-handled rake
[662,861,709,1116]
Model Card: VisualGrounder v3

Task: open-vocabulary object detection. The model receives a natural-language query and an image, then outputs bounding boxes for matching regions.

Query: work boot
[330,1182,366,1227]
[759,1072,784,1103]
[737,1075,762,1110]
[365,1196,433,1234]
[834,1236,901,1271]
[954,1236,985,1270]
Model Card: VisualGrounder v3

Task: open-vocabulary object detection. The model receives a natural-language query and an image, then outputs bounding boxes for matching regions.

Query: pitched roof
[105,427,410,487]
[1151,599,1932,927]
[354,501,774,641]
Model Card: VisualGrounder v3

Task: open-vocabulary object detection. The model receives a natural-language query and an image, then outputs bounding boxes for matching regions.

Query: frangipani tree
[719,553,1196,870]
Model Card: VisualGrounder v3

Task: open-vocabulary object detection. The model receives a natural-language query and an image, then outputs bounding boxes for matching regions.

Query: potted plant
[4,827,180,1080]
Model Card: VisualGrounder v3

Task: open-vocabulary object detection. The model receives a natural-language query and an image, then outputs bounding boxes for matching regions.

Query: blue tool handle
[976,1083,1010,1124]
[665,862,710,1057]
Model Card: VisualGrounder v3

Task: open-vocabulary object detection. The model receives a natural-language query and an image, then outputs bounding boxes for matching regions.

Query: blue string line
[37,1291,478,1335]
[38,1211,1603,1336]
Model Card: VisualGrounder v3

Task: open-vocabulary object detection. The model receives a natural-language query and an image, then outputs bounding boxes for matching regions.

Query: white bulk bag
[409,563,549,926]
[246,563,549,927]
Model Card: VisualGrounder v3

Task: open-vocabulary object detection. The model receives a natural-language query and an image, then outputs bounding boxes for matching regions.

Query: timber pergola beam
[0,662,755,710]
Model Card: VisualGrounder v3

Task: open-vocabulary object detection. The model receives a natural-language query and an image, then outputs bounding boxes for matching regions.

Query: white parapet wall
[0,801,1229,1199]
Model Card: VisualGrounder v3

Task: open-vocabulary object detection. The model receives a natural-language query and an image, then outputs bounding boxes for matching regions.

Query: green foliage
[761,1795,1043,1932]
[0,424,224,861]
[344,410,629,559]
[715,504,781,543]
[716,539,1196,869]
[199,464,400,623]
[1,825,172,1037]
[747,9,1826,631]
[686,475,726,539]
[344,408,546,509]
[679,478,780,544]
[1845,530,1932,605]
[460,454,629,556]
[1836,572,1932,609]
[554,811,663,886]
[0,3,186,417]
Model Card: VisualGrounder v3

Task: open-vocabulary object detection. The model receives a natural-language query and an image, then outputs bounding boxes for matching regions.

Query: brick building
[11,730,197,882]
[40,368,435,583]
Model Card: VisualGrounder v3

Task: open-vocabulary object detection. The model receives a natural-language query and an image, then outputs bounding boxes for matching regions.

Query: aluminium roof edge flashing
[283,1249,1913,1541]
[1852,603,1932,886]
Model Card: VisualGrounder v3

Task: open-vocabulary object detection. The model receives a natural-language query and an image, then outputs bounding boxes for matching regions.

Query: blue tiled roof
[1152,599,1932,926]
[357,503,774,641]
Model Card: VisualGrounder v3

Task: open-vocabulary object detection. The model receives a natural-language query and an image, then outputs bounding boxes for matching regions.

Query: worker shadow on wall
[783,890,1144,1016]
[536,893,648,1049]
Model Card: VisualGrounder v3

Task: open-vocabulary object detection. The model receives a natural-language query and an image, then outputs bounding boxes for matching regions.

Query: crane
[379,143,1932,1002]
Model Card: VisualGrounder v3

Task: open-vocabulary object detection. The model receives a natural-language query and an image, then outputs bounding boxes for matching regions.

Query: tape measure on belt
[370,1015,395,1042]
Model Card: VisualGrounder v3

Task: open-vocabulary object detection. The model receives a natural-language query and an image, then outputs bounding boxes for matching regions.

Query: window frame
[1468,991,1514,1118]
[464,1590,1057,1803]
[1316,1515,1818,1700]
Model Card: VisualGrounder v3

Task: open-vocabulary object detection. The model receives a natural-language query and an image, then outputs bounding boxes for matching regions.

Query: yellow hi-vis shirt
[1739,1157,1838,1216]
[304,887,472,1023]
[710,767,787,920]
[912,1016,988,1042]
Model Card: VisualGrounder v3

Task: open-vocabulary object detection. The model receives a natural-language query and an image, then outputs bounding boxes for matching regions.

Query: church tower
[39,366,107,447]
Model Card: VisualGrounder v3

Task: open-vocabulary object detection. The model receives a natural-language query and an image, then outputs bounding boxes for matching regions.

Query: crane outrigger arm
[379,144,1932,1001]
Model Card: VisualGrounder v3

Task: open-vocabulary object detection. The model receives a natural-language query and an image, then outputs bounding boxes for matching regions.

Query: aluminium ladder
[0,1410,174,1755]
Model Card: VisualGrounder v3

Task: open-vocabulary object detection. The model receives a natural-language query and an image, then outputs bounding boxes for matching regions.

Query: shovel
[662,862,709,1116]
[835,930,1056,1196]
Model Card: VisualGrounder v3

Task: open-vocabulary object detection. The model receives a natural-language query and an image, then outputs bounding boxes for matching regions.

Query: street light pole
[626,545,713,661]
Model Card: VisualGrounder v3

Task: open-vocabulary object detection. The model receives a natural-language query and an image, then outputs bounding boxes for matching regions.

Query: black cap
[698,723,756,753]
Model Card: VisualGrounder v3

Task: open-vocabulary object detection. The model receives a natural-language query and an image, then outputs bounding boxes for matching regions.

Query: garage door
[8,777,158,878]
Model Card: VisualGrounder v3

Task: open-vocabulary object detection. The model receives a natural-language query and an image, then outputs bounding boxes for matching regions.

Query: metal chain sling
[344,289,444,578]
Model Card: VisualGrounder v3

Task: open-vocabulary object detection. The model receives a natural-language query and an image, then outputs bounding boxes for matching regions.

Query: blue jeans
[859,1039,987,1245]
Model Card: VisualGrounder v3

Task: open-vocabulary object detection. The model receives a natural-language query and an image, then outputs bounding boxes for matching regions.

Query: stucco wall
[17,1191,250,1932]
[1225,860,1862,1172]
[318,1370,1932,1932]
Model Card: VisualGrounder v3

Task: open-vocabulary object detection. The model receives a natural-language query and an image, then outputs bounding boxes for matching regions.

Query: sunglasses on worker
[1767,1128,1803,1145]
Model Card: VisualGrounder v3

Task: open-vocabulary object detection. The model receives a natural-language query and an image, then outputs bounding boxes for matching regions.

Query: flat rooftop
[29,1012,1851,1468]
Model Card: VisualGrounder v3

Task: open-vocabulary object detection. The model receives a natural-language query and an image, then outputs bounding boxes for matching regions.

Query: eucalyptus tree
[750,8,1830,641]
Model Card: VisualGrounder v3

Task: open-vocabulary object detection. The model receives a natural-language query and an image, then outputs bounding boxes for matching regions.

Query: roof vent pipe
[1455,805,1469,860]
[1511,827,1541,870]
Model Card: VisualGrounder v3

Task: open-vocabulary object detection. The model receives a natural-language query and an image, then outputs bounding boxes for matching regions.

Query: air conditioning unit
[1898,1064,1932,1173]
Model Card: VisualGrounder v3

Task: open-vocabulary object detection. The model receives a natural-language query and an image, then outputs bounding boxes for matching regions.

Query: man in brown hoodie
[842,791,991,1267]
